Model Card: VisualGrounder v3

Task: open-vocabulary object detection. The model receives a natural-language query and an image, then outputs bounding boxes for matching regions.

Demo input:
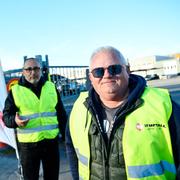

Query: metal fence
[49,66,89,97]
[4,66,89,99]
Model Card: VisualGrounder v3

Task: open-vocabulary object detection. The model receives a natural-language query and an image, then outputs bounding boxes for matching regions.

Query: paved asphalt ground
[0,76,180,180]
[0,141,72,180]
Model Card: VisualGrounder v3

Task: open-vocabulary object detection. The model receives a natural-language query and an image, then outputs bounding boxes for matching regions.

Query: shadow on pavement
[0,141,72,180]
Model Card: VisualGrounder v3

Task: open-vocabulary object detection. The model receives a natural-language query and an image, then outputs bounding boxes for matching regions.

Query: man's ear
[22,69,25,76]
[85,72,92,90]
[89,73,92,81]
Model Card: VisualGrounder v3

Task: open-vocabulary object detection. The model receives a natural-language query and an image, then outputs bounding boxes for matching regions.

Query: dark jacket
[3,76,67,140]
[65,74,180,179]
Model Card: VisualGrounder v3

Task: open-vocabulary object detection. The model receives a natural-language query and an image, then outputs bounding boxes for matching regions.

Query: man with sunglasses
[66,46,180,179]
[3,58,67,180]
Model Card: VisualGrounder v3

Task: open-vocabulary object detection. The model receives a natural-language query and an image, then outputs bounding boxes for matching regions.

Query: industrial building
[129,53,180,79]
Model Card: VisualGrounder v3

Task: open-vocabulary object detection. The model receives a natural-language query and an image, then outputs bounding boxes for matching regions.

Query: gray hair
[23,57,41,67]
[90,46,128,66]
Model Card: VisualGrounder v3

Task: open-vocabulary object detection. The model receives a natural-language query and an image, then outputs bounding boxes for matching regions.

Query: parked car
[145,74,159,81]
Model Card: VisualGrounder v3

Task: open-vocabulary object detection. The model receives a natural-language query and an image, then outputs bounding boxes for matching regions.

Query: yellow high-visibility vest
[12,81,59,143]
[69,87,176,180]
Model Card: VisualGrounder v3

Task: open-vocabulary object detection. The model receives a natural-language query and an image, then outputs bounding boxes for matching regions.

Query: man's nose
[31,70,37,75]
[103,69,112,77]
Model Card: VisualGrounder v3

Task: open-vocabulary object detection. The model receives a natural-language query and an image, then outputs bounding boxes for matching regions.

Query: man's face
[23,59,41,85]
[89,51,129,101]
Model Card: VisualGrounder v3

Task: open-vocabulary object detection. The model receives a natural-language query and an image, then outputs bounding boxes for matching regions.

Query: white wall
[163,60,179,75]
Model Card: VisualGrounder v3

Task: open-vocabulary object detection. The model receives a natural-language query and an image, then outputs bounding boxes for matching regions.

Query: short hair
[23,58,41,67]
[90,46,128,66]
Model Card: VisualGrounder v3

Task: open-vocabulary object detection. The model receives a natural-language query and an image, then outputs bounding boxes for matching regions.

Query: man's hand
[15,112,29,127]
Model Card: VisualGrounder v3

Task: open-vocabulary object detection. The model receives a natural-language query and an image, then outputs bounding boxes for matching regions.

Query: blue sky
[0,0,180,70]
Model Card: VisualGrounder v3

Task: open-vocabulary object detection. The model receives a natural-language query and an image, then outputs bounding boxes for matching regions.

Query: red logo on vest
[136,123,144,131]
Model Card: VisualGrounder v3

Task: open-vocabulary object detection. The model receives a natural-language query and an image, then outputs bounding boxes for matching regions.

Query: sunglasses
[23,66,41,73]
[91,64,122,78]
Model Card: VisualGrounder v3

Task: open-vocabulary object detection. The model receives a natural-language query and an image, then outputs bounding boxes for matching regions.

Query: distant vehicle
[160,74,178,80]
[145,74,159,81]
[55,80,81,96]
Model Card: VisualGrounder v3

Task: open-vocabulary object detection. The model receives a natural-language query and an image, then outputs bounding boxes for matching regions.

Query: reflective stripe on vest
[70,88,176,180]
[19,112,57,120]
[128,160,176,178]
[17,124,58,134]
[75,148,88,166]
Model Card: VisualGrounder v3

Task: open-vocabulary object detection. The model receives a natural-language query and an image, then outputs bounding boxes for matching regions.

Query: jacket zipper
[86,102,109,180]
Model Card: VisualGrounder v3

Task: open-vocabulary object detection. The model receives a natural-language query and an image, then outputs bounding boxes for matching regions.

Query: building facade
[129,54,180,78]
